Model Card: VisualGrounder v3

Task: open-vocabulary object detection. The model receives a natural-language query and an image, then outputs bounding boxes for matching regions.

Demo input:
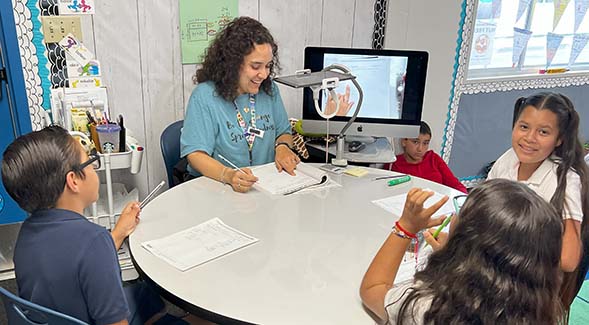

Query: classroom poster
[575,0,589,32]
[470,22,496,66]
[512,27,533,67]
[178,0,238,64]
[58,0,95,15]
[568,33,589,66]
[553,0,571,31]
[546,33,564,68]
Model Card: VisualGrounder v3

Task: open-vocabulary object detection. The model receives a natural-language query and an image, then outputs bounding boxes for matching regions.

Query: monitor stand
[344,135,376,144]
[306,137,395,164]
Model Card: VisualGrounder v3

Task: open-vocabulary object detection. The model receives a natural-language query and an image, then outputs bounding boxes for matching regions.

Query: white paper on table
[394,245,433,285]
[141,218,258,271]
[252,162,329,195]
[371,189,455,219]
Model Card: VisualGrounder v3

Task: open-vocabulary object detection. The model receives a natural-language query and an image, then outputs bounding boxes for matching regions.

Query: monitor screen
[301,47,428,139]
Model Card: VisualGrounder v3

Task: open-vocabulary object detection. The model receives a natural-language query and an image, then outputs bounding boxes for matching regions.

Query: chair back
[160,120,184,187]
[0,287,88,325]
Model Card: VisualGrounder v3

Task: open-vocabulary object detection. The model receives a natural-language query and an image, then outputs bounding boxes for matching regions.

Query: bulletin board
[178,0,237,64]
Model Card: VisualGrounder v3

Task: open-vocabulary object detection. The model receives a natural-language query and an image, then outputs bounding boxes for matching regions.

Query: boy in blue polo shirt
[1,126,164,325]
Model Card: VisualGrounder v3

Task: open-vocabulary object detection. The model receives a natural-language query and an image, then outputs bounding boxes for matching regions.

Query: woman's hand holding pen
[423,229,448,251]
[397,188,448,234]
[275,145,300,176]
[228,168,258,193]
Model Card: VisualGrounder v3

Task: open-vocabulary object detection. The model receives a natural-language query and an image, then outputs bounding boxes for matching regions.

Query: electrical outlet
[41,16,83,43]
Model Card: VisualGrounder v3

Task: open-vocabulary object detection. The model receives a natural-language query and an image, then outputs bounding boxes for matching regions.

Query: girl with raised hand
[360,179,563,324]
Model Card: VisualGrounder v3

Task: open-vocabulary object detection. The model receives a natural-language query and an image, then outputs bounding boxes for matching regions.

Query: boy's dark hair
[1,126,83,213]
[419,121,431,136]
[195,16,280,101]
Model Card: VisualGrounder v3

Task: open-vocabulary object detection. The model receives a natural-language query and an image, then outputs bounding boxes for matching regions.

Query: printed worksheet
[141,218,258,271]
[372,189,455,219]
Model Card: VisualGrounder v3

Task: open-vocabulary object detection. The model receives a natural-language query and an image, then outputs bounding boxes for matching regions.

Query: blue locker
[0,1,33,224]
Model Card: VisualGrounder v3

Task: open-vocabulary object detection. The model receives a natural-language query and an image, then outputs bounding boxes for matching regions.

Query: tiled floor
[0,278,18,325]
[2,278,589,324]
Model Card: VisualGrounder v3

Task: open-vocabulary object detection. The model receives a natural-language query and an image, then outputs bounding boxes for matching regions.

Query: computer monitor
[301,47,428,140]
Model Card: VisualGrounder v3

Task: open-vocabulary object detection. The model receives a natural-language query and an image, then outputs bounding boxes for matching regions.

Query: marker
[539,68,569,74]
[432,214,453,239]
[218,154,247,175]
[388,175,411,186]
[424,213,453,249]
[372,174,407,181]
[140,180,166,209]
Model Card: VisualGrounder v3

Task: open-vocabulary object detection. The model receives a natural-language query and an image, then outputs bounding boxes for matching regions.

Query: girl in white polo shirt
[487,92,589,310]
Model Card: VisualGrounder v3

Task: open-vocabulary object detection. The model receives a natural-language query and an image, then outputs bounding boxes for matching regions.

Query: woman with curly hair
[180,16,299,193]
[360,179,564,324]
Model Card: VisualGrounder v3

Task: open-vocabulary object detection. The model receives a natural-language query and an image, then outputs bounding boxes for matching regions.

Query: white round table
[129,167,461,324]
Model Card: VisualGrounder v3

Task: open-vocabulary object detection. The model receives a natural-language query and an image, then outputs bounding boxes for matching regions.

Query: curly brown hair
[195,16,280,101]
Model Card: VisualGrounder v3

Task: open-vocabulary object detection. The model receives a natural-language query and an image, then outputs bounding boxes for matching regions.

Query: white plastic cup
[96,124,121,153]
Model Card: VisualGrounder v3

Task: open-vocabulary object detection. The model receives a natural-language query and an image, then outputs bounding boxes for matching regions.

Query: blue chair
[160,120,184,188]
[0,287,88,325]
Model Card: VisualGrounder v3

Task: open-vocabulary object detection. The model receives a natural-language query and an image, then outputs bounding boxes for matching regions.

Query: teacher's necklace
[234,94,256,165]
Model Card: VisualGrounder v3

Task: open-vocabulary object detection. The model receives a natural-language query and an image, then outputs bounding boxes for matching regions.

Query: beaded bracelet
[394,221,417,239]
[391,225,412,240]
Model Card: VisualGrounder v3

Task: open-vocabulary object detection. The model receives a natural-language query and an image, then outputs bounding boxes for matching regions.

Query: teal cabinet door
[0,1,32,224]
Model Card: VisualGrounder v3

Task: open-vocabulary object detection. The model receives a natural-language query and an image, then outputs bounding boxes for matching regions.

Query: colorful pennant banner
[512,27,533,67]
[546,33,564,68]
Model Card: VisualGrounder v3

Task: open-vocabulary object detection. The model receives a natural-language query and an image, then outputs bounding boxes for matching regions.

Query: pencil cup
[96,124,121,153]
[130,145,144,174]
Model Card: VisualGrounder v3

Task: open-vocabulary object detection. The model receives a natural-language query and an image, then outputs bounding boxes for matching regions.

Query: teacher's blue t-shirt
[180,81,291,175]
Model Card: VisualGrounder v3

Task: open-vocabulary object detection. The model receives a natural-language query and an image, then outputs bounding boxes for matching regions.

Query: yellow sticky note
[344,167,368,177]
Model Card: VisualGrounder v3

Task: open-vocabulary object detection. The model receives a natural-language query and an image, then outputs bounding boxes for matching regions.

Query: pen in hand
[140,180,166,209]
[424,214,453,248]
[218,154,247,175]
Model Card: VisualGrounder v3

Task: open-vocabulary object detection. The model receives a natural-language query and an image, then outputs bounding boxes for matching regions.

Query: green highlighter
[388,175,411,186]
[432,214,453,239]
[432,195,467,239]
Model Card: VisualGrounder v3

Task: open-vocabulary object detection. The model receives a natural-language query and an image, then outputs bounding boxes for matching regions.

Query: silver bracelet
[220,167,228,185]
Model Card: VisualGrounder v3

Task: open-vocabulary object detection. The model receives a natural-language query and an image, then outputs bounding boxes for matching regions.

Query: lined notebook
[252,162,329,195]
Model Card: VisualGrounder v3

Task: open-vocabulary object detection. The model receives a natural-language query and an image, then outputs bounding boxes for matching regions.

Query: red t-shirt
[383,150,467,193]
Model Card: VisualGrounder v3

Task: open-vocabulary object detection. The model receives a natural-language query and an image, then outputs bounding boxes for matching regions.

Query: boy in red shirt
[384,121,467,193]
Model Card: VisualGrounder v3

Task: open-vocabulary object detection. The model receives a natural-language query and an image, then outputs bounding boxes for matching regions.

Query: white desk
[129,167,461,324]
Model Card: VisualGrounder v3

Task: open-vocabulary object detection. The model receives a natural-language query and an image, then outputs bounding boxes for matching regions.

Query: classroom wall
[449,86,589,179]
[385,0,589,183]
[385,0,464,153]
[13,0,375,197]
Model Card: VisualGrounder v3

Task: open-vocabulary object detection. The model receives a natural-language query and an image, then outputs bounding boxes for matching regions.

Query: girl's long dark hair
[513,92,589,308]
[195,16,279,101]
[395,179,563,324]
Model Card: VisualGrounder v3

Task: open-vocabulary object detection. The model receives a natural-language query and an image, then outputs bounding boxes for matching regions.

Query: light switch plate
[41,16,83,43]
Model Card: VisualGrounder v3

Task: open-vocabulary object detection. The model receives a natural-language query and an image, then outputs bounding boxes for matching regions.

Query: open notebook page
[253,162,328,195]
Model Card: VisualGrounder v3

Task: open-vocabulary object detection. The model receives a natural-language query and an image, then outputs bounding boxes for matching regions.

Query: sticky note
[344,167,368,177]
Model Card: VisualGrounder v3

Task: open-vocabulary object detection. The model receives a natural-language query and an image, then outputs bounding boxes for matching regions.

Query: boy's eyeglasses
[453,195,468,214]
[75,149,101,171]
